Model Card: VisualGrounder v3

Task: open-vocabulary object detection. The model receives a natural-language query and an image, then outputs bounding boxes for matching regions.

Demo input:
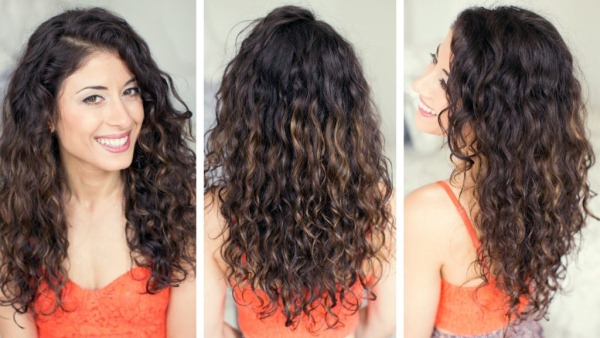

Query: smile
[95,132,131,153]
[96,136,128,147]
[418,99,439,117]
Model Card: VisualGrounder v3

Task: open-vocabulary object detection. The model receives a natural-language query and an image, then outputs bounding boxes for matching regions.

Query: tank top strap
[435,181,481,250]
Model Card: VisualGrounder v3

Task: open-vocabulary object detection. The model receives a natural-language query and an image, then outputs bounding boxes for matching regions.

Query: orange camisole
[233,280,365,338]
[434,181,515,335]
[34,267,170,338]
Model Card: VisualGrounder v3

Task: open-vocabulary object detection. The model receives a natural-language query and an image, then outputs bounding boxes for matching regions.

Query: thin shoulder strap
[435,181,481,249]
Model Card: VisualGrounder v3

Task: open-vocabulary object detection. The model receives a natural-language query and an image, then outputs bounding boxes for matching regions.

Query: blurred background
[404,0,600,337]
[205,0,395,331]
[0,0,196,135]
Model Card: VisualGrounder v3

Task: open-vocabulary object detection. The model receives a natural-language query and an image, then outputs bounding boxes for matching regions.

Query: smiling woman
[405,6,595,338]
[0,7,195,338]
[412,31,451,135]
[56,52,144,173]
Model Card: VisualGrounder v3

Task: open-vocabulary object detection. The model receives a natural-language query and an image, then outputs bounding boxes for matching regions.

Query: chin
[99,156,135,172]
[415,118,444,135]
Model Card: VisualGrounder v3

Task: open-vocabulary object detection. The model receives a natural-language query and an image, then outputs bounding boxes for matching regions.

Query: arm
[204,192,242,338]
[0,306,38,338]
[166,272,196,338]
[404,187,444,338]
[356,190,396,338]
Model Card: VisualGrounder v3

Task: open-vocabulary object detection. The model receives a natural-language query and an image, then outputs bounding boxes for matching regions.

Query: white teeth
[419,101,438,116]
[96,136,128,147]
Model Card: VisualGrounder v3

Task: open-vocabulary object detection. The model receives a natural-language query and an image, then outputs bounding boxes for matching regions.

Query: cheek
[55,101,106,146]
[128,101,145,126]
[414,114,443,135]
[414,112,449,136]
[56,110,91,140]
[433,89,450,114]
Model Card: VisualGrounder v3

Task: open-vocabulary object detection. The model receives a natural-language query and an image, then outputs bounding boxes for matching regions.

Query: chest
[35,268,170,338]
[65,203,135,290]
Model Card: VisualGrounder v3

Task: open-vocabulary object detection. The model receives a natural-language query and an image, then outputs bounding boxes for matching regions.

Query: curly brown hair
[205,5,393,331]
[0,7,195,316]
[443,6,596,323]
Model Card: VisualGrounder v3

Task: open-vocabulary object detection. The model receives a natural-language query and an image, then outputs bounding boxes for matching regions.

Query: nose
[412,65,434,96]
[412,74,425,94]
[106,97,134,128]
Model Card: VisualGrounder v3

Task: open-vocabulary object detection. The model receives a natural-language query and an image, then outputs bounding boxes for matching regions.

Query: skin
[412,30,452,135]
[58,51,144,292]
[355,188,397,338]
[204,192,242,338]
[405,29,483,338]
[204,190,396,338]
[0,51,195,337]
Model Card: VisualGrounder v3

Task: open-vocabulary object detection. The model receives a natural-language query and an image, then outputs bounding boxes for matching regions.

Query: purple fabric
[431,319,543,338]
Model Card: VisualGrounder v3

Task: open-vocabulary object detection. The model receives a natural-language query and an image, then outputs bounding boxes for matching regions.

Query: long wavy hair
[205,5,393,331]
[0,7,196,316]
[442,6,595,323]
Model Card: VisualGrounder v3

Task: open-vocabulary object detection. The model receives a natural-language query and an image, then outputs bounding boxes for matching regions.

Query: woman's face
[55,51,144,174]
[412,29,452,135]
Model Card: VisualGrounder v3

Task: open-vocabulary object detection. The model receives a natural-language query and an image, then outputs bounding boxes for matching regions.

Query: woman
[0,7,195,337]
[205,5,395,338]
[405,6,595,338]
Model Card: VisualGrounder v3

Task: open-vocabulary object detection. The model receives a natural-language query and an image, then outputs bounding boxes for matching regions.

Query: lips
[418,98,438,118]
[95,131,131,153]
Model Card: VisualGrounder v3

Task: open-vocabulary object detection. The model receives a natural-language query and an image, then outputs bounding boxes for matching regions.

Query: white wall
[205,0,396,176]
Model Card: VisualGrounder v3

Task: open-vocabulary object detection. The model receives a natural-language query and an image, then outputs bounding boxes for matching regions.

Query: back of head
[446,6,595,321]
[448,6,584,164]
[205,5,393,330]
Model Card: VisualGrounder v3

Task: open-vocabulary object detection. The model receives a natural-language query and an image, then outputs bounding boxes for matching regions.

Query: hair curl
[205,5,393,331]
[0,7,195,316]
[443,6,596,323]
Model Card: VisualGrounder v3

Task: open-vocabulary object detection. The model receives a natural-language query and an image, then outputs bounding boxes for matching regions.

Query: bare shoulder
[0,305,37,337]
[405,181,453,220]
[404,181,460,246]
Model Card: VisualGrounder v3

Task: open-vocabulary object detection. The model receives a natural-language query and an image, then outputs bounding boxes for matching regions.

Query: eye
[429,53,438,65]
[123,87,141,96]
[83,95,103,105]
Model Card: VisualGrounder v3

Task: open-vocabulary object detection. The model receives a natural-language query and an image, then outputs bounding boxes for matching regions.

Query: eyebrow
[76,77,137,94]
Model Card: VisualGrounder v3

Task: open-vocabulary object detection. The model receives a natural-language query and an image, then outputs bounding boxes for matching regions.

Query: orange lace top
[34,267,170,338]
[233,280,365,338]
[434,181,519,335]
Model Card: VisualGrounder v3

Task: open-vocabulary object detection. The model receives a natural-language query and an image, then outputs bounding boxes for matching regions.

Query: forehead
[60,51,134,92]
[438,29,453,61]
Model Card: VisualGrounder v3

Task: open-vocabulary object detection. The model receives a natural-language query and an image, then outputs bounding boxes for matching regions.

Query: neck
[63,165,124,208]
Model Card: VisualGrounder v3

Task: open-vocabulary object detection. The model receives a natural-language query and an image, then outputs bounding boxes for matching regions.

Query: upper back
[432,181,514,334]
[405,180,483,286]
